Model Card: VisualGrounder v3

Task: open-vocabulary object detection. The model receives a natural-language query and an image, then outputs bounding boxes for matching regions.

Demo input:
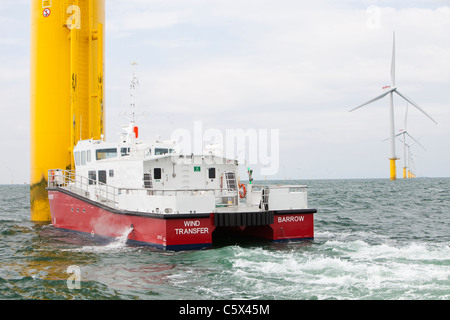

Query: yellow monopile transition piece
[389,158,397,181]
[30,0,105,221]
[403,167,407,179]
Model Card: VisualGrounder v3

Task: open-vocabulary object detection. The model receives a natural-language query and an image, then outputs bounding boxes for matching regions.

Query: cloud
[143,38,207,48]
[108,10,188,33]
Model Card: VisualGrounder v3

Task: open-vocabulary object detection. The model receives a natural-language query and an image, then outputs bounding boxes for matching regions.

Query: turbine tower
[350,32,437,180]
[30,0,105,221]
[396,129,426,179]
[402,134,425,179]
[408,146,415,178]
[396,103,426,178]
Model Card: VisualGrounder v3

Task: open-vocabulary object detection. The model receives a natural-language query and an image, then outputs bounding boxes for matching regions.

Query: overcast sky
[1,0,449,183]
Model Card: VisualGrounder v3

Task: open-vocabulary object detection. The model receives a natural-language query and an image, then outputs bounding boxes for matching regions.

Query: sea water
[0,179,449,300]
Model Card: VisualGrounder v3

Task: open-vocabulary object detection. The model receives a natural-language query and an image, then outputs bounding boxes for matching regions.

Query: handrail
[48,169,117,205]
[47,169,239,209]
[47,169,307,211]
[251,184,308,192]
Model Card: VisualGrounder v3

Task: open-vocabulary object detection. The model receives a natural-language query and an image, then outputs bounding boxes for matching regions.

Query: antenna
[120,63,148,124]
[130,62,139,125]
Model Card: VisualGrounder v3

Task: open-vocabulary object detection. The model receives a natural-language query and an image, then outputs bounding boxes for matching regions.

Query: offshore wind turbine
[396,103,426,178]
[408,146,415,178]
[388,103,426,179]
[405,141,422,178]
[382,126,424,179]
[350,32,437,180]
[396,129,426,178]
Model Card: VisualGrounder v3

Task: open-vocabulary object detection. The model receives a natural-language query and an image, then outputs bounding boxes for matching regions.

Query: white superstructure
[51,118,309,216]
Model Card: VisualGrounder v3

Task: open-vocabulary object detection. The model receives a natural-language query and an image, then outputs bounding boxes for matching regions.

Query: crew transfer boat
[47,128,316,250]
[47,79,316,251]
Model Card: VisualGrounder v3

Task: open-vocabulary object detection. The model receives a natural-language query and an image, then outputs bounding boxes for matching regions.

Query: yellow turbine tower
[30,0,105,222]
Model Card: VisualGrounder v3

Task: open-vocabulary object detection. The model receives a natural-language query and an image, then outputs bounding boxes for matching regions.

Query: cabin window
[155,148,175,155]
[98,170,107,184]
[88,171,96,185]
[154,168,162,180]
[81,151,86,165]
[121,147,130,156]
[143,173,153,188]
[74,152,81,166]
[87,150,91,162]
[155,148,168,155]
[109,170,114,178]
[96,148,117,160]
[208,168,216,179]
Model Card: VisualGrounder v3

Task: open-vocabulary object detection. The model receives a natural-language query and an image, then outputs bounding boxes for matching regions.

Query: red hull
[48,188,315,250]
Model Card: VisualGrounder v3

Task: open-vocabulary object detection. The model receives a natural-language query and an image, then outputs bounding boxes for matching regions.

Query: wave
[187,241,450,300]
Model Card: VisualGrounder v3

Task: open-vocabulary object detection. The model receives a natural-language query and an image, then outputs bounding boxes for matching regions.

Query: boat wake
[63,227,134,253]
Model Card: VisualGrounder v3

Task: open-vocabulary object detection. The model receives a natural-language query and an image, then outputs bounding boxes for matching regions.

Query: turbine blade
[349,90,392,112]
[406,132,427,151]
[394,90,438,124]
[385,132,405,141]
[391,31,396,87]
[405,102,409,129]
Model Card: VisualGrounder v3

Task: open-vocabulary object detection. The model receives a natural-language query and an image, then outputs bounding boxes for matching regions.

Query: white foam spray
[64,226,134,253]
[105,226,134,249]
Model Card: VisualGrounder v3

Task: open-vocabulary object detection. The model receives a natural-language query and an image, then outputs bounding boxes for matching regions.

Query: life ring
[239,183,247,199]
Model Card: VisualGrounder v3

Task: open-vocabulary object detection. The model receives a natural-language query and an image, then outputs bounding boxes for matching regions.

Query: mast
[130,62,139,126]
